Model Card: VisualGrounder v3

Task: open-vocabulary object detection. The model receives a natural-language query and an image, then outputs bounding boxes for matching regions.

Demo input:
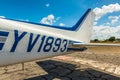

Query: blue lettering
[27,33,40,52]
[61,40,68,52]
[53,38,61,52]
[43,37,54,52]
[37,36,46,52]
[10,30,27,52]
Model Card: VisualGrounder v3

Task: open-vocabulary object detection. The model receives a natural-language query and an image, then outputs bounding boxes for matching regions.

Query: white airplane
[0,8,119,67]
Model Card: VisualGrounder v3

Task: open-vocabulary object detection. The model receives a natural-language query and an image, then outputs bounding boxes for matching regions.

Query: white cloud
[92,25,120,40]
[40,14,61,25]
[48,15,54,19]
[59,23,65,26]
[106,22,110,25]
[93,3,120,21]
[94,21,97,25]
[45,3,50,7]
[0,16,5,18]
[40,14,55,25]
[108,15,120,24]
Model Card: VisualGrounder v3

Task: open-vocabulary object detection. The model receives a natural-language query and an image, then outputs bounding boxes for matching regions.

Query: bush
[108,36,115,42]
[94,39,99,42]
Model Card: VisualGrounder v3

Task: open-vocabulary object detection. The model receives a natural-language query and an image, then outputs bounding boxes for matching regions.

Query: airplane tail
[69,9,95,43]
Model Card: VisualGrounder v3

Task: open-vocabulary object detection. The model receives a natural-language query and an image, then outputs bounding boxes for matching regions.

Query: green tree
[94,39,99,42]
[108,36,116,42]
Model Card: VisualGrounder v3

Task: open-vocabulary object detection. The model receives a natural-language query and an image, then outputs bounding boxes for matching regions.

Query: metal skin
[0,9,95,66]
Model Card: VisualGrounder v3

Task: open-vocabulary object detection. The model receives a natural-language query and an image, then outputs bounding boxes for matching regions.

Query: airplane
[0,8,120,67]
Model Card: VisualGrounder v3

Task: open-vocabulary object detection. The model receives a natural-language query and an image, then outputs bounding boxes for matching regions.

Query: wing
[67,42,120,52]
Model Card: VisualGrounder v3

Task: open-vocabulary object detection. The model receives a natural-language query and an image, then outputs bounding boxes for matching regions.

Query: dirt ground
[68,46,120,65]
[0,46,120,80]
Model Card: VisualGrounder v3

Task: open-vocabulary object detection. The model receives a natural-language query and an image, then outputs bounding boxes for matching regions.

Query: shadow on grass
[25,60,120,80]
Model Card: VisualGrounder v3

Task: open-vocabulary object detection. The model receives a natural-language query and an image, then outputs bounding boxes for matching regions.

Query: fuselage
[0,9,94,66]
[0,29,69,66]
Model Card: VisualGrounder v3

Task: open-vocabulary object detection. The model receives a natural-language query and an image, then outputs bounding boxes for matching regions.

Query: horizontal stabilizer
[73,43,120,46]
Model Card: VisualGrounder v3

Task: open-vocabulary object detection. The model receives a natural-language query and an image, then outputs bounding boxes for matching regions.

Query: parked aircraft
[0,8,119,66]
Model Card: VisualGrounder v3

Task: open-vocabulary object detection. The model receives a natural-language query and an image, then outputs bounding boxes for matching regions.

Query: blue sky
[0,0,117,26]
[0,0,96,26]
[0,0,120,39]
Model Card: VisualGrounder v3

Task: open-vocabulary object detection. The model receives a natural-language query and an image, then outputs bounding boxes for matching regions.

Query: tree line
[92,36,120,42]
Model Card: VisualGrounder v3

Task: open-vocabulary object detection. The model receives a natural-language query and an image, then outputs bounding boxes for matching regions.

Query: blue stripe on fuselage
[0,43,4,50]
[0,31,9,36]
[3,9,91,31]
[0,31,9,51]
